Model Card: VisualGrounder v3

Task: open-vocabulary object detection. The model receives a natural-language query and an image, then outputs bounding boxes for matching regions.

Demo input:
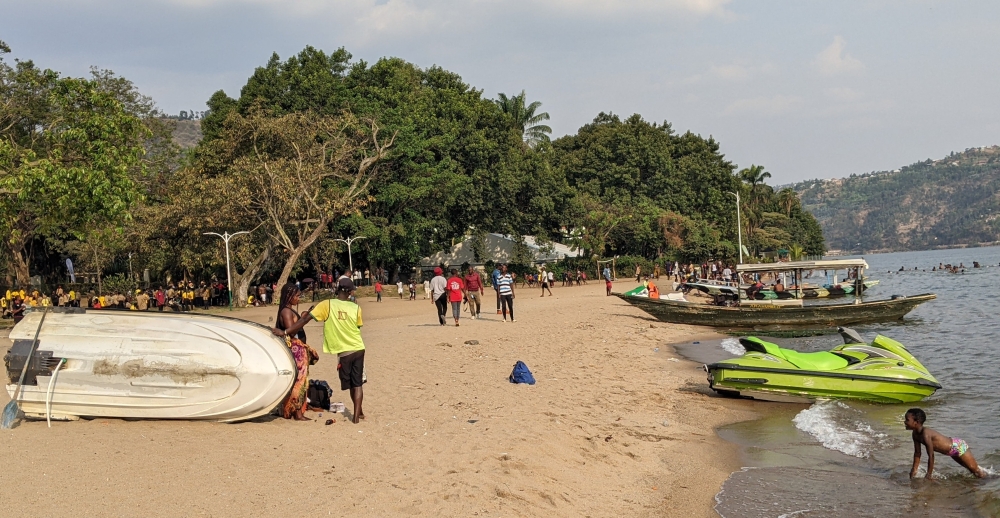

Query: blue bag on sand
[509,361,536,385]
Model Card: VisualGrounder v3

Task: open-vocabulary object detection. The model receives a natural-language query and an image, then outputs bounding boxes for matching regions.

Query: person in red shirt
[374,280,383,302]
[463,266,484,319]
[446,268,467,327]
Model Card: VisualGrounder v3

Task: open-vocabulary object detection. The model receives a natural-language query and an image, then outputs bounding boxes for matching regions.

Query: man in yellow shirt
[275,278,366,423]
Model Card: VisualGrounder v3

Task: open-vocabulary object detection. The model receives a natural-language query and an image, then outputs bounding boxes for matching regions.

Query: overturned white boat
[4,308,295,422]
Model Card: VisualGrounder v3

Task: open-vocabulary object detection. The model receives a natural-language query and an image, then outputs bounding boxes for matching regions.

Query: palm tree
[495,90,552,148]
[739,164,771,192]
[776,187,799,217]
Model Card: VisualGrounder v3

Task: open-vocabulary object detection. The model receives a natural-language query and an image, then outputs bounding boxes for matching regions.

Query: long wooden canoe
[614,293,935,331]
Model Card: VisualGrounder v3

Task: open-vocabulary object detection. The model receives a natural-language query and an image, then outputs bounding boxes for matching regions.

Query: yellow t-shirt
[310,298,365,355]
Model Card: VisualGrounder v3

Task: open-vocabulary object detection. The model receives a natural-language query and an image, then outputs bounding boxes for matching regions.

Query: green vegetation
[1,42,825,299]
[793,147,1000,252]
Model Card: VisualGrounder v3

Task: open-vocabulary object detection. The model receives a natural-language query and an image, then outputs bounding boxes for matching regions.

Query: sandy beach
[1,282,758,517]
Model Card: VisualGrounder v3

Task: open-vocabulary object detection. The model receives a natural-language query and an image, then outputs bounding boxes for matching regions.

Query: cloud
[723,95,803,116]
[825,87,863,102]
[813,36,863,76]
[161,0,732,16]
[709,63,750,81]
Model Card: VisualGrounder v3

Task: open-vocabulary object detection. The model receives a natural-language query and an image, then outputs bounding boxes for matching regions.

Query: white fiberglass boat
[4,308,294,422]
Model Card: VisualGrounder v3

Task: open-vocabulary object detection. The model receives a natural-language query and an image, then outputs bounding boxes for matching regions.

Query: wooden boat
[753,279,880,300]
[614,293,936,331]
[4,308,295,422]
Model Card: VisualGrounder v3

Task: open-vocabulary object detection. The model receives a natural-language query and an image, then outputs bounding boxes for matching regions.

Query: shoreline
[2,283,761,516]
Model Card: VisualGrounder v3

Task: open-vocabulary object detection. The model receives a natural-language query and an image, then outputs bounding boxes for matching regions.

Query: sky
[3,0,999,183]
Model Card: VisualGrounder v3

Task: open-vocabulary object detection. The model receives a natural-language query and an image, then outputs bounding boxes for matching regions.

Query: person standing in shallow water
[277,278,367,424]
[275,284,318,421]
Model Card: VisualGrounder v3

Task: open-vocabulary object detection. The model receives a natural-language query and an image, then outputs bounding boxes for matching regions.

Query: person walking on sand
[539,266,552,297]
[446,268,467,327]
[497,264,515,322]
[905,408,985,479]
[635,264,642,283]
[430,267,449,326]
[464,266,484,319]
[397,279,404,299]
[423,278,431,300]
[374,280,382,302]
[275,278,366,423]
[603,265,613,296]
[492,264,502,315]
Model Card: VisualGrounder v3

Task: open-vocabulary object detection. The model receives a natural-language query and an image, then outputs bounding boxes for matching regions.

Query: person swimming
[905,408,985,479]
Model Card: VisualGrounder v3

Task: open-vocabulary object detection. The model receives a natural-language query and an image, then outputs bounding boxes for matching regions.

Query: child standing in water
[905,408,985,479]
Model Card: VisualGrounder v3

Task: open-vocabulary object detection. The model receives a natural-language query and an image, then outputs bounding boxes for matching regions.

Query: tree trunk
[233,246,271,308]
[10,247,31,287]
[274,222,328,291]
[276,248,305,294]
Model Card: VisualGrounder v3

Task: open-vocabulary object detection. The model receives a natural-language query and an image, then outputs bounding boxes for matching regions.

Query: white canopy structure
[736,259,868,273]
[419,233,581,267]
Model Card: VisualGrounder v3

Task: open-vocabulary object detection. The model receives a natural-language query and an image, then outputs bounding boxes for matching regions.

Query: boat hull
[5,309,295,422]
[614,293,935,331]
[707,364,939,403]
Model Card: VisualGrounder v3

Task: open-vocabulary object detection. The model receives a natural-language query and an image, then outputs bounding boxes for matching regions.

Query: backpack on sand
[509,361,535,385]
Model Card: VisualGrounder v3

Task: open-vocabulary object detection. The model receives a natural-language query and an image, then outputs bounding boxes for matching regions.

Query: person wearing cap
[274,278,367,424]
[430,267,449,325]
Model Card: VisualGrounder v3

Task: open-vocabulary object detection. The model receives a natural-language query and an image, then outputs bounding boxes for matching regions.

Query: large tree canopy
[1,42,826,290]
[0,44,162,285]
[197,47,569,279]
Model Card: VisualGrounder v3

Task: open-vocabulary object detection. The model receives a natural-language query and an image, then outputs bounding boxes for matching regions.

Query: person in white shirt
[429,267,449,325]
[396,280,404,299]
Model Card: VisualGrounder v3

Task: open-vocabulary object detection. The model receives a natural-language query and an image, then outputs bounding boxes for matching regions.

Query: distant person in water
[905,408,984,479]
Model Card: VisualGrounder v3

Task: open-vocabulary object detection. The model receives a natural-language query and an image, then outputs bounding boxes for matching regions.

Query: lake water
[673,246,1000,517]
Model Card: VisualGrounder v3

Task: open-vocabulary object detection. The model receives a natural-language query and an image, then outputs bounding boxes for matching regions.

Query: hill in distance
[792,146,1000,253]
[169,119,203,149]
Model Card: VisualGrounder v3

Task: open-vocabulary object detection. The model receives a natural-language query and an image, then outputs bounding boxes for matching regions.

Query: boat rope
[46,358,66,428]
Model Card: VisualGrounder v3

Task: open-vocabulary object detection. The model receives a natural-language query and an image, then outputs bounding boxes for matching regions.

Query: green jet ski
[706,327,941,403]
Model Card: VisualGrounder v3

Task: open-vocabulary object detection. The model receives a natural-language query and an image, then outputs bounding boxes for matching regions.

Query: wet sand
[1,282,757,516]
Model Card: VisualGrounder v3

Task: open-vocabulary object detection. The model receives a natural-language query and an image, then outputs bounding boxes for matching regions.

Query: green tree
[0,48,149,285]
[206,108,395,289]
[495,90,552,148]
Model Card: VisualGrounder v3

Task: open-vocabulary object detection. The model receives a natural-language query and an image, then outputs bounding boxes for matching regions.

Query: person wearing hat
[430,267,449,326]
[274,277,367,423]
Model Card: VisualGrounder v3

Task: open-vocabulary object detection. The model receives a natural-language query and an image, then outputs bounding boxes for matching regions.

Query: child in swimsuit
[905,408,985,479]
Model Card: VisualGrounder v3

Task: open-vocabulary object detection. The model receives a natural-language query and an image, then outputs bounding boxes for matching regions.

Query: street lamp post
[728,192,744,264]
[334,235,366,278]
[204,231,250,310]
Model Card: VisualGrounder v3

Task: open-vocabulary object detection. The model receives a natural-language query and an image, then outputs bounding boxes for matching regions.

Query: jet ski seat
[779,349,849,371]
[739,337,849,371]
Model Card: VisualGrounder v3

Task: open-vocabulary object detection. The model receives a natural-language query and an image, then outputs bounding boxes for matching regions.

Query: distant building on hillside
[419,233,581,269]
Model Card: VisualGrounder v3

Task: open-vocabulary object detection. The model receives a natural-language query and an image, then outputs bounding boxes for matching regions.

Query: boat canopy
[736,259,868,273]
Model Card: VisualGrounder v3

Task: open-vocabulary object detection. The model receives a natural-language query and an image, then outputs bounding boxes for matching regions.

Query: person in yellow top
[275,277,367,423]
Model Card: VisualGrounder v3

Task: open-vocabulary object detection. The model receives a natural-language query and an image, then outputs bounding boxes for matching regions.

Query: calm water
[674,246,1000,517]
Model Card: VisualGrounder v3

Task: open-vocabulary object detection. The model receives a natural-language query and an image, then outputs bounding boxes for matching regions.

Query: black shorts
[338,349,366,390]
